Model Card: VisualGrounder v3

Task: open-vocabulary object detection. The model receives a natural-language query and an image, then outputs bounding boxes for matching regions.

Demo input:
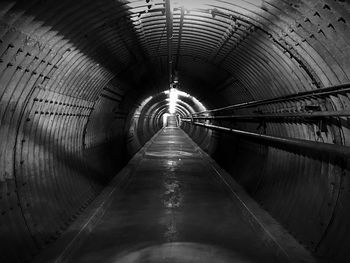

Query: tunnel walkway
[41,122,316,263]
[72,126,277,262]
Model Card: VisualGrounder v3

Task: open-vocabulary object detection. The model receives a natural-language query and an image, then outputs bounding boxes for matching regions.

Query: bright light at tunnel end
[168,87,178,114]
[164,88,207,114]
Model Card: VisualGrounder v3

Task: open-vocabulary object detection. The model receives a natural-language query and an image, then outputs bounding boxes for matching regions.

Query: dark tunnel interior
[0,0,350,262]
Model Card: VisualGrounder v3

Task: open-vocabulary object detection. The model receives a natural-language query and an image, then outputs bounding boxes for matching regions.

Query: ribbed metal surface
[129,0,349,94]
[0,1,145,262]
[0,0,349,262]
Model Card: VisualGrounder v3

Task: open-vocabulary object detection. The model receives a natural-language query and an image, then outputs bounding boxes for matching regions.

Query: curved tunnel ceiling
[1,0,350,262]
[127,0,350,102]
[2,0,348,104]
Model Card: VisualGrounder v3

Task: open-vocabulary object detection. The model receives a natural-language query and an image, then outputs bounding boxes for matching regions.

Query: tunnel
[0,0,350,262]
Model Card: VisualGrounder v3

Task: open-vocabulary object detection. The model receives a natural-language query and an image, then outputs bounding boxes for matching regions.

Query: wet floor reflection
[69,127,285,263]
[145,150,193,158]
[161,159,183,242]
[111,242,257,263]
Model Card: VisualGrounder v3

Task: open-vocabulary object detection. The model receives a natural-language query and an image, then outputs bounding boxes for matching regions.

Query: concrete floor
[66,121,311,263]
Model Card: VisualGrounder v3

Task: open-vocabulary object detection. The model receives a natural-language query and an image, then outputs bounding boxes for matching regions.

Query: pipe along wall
[0,0,350,262]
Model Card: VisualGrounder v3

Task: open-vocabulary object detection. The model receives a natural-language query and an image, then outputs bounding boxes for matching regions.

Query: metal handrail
[182,109,350,121]
[192,82,350,115]
[182,120,350,159]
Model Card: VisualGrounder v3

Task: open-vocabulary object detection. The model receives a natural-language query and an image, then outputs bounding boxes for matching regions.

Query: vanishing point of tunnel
[0,0,350,262]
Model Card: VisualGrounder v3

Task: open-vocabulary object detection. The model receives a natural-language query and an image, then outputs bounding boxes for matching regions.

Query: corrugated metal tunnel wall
[0,0,349,262]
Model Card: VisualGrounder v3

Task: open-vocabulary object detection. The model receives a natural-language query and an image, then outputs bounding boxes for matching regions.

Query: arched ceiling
[123,0,350,105]
[4,0,348,108]
[1,1,350,263]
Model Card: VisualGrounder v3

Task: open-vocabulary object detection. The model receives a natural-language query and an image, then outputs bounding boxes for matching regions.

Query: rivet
[323,4,330,10]
[338,17,346,23]
[327,23,335,30]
